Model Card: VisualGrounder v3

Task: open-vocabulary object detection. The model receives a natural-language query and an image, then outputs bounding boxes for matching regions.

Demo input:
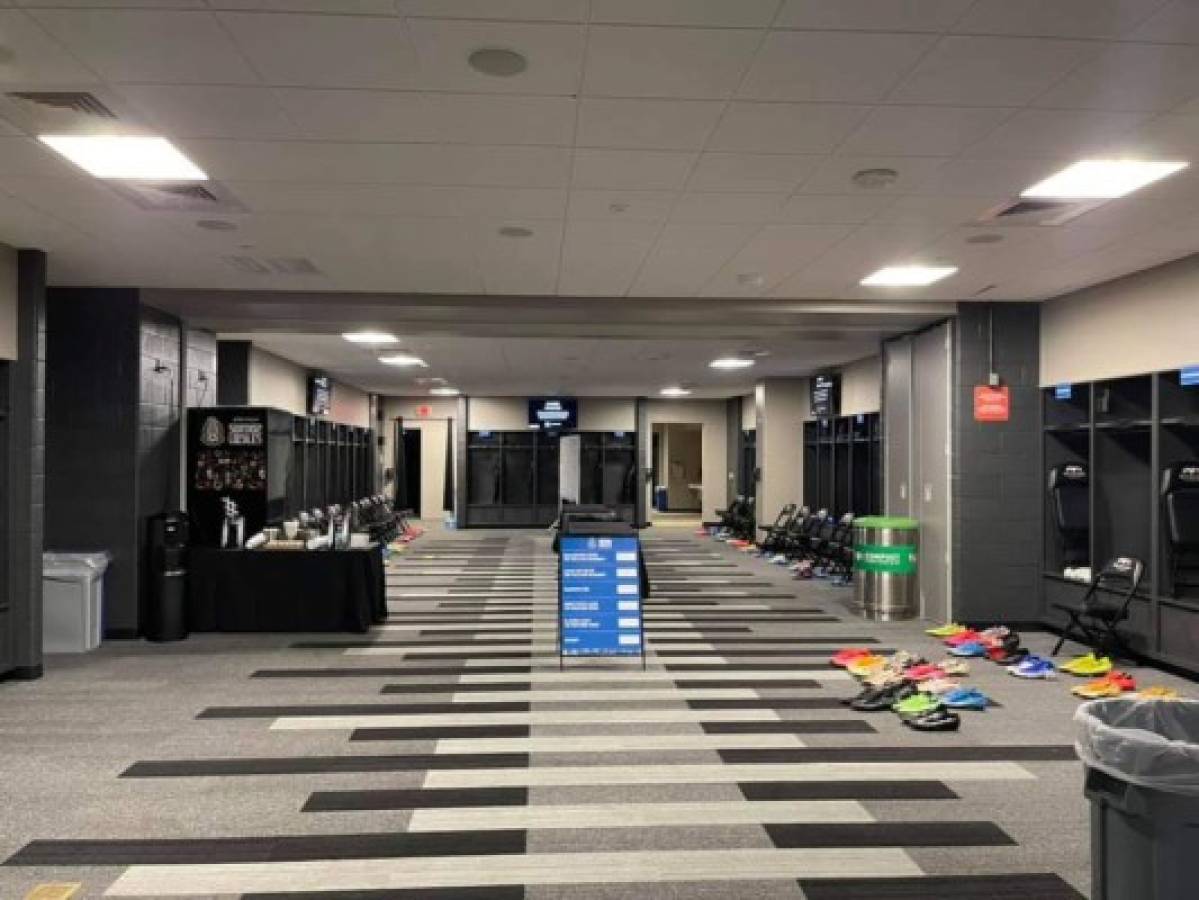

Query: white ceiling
[0,0,1198,304]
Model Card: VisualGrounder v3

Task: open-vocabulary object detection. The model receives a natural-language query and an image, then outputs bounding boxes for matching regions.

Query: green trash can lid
[855,516,919,530]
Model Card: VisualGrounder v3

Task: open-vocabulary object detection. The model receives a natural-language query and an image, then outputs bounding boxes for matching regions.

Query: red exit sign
[974,385,1010,423]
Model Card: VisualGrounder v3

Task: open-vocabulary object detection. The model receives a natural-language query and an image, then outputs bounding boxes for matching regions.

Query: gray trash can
[42,551,111,653]
[1076,698,1199,900]
[853,516,918,620]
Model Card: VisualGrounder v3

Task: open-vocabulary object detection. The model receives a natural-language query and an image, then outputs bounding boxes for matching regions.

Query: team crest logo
[200,416,225,447]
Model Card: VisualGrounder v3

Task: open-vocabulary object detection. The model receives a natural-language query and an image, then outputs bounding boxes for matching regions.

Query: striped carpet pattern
[4,531,1088,899]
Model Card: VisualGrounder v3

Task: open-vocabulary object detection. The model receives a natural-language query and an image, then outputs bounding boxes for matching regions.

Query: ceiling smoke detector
[468,48,528,77]
[966,232,1003,245]
[851,167,899,190]
[498,225,533,238]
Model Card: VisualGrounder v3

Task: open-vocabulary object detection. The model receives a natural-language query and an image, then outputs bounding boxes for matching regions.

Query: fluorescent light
[343,331,398,345]
[378,353,427,368]
[861,265,957,287]
[709,357,755,370]
[1022,159,1188,200]
[430,386,460,396]
[660,386,692,397]
[38,135,207,180]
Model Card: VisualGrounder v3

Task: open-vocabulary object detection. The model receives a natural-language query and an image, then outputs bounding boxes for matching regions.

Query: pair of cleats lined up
[1072,671,1137,698]
[1061,652,1113,677]
[893,693,962,731]
[928,623,1033,667]
[1008,654,1057,679]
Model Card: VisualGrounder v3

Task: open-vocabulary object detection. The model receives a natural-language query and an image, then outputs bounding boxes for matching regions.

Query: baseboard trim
[1,663,43,682]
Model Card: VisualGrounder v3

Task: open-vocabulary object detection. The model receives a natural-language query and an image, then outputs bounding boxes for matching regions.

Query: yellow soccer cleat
[925,623,967,638]
[1069,655,1113,677]
[1061,653,1100,674]
[847,654,887,677]
[1137,686,1181,700]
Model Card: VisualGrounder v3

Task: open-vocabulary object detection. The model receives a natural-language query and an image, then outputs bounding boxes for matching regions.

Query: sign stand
[558,531,645,670]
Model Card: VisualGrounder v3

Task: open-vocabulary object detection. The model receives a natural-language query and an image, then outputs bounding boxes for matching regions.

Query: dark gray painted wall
[951,303,1042,623]
[0,250,47,679]
[216,339,250,406]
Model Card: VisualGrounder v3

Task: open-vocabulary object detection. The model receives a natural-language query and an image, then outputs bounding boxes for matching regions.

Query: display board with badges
[558,521,644,666]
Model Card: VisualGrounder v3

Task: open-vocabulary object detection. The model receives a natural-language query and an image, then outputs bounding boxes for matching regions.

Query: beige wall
[840,356,883,416]
[468,397,635,432]
[741,394,756,431]
[661,423,702,509]
[381,396,458,519]
[1041,255,1199,385]
[0,244,16,361]
[646,398,728,521]
[578,398,636,432]
[248,346,371,426]
[756,378,807,524]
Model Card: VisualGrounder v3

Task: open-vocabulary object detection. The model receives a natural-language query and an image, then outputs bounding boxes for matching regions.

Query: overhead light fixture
[861,265,958,287]
[710,357,755,371]
[1021,159,1188,200]
[468,47,528,77]
[430,386,461,396]
[660,386,692,397]
[343,331,398,346]
[38,134,207,180]
[378,353,427,367]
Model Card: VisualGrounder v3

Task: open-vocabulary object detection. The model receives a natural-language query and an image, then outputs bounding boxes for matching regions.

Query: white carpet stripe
[443,688,759,702]
[432,734,806,753]
[104,848,922,895]
[408,800,870,831]
[423,761,1038,788]
[452,670,852,684]
[269,709,782,730]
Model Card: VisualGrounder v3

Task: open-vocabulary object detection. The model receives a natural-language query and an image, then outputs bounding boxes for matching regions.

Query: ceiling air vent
[221,255,324,277]
[5,91,117,119]
[976,197,1105,227]
[222,256,271,275]
[108,180,247,213]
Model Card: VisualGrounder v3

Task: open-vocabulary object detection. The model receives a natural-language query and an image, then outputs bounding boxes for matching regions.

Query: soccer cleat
[893,692,941,718]
[1009,655,1056,679]
[944,630,983,647]
[926,623,967,638]
[938,659,970,676]
[1069,655,1114,677]
[992,646,1029,666]
[948,641,988,658]
[1138,686,1181,700]
[921,677,961,696]
[830,648,874,667]
[847,654,887,677]
[1062,653,1105,675]
[1073,673,1136,698]
[942,687,992,710]
[905,709,962,732]
[903,663,947,682]
[851,680,916,712]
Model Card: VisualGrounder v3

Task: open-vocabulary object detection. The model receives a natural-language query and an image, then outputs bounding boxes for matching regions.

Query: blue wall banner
[559,535,643,658]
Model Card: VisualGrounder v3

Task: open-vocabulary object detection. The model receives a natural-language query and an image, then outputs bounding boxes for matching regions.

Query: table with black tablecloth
[188,545,386,633]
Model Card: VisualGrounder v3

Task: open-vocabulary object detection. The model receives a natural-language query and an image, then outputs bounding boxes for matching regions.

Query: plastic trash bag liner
[1076,698,1199,795]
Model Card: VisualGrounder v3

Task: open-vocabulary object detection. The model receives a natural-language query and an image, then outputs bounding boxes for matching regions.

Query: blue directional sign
[559,535,642,657]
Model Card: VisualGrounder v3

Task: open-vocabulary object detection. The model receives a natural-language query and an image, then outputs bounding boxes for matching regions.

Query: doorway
[652,423,703,514]
[397,427,422,518]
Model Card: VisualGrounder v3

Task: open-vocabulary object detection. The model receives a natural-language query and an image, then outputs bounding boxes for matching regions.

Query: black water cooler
[148,512,190,642]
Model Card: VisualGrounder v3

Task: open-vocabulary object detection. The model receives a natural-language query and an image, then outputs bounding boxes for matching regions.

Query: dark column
[726,396,742,497]
[634,397,649,527]
[951,303,1042,624]
[1,250,47,679]
[216,339,251,405]
[454,397,468,526]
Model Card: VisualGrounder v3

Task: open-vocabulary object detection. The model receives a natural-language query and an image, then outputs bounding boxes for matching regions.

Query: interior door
[913,323,952,623]
[402,430,422,517]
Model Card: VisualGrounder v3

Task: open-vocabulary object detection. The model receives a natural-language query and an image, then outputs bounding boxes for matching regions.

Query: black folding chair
[1162,463,1199,596]
[758,503,798,551]
[1052,556,1144,660]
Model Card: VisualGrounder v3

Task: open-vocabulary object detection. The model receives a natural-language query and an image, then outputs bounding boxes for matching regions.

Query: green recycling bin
[854,516,919,621]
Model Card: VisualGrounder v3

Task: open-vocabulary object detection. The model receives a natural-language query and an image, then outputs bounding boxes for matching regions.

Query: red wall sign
[416,405,433,418]
[973,386,1010,423]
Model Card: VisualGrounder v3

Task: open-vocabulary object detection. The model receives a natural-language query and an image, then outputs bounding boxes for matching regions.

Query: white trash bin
[42,552,111,653]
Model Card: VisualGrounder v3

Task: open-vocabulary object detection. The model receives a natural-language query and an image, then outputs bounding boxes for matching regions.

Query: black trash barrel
[1076,698,1199,900]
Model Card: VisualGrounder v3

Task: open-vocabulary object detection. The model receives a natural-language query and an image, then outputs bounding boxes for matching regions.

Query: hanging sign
[973,385,1010,423]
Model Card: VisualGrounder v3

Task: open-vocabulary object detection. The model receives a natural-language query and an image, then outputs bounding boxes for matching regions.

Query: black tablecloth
[188,545,385,633]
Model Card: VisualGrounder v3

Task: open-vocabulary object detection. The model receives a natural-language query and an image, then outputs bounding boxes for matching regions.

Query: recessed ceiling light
[343,331,398,345]
[861,265,958,288]
[851,167,899,190]
[38,134,207,180]
[468,47,527,78]
[660,386,692,397]
[196,219,236,231]
[736,272,766,288]
[430,386,461,396]
[966,233,1003,245]
[378,353,427,367]
[498,225,533,238]
[710,357,755,371]
[1022,159,1188,200]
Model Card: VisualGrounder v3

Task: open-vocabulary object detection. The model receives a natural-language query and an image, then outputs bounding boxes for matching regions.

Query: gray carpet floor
[2,527,1191,898]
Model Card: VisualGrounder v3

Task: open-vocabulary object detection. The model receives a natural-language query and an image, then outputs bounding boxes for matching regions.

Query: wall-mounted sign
[1054,384,1073,400]
[1181,366,1199,387]
[974,385,1011,423]
[810,373,841,419]
[307,375,331,416]
[416,404,433,417]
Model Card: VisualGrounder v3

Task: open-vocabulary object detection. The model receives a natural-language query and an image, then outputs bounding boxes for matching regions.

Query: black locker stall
[802,412,882,517]
[188,406,374,546]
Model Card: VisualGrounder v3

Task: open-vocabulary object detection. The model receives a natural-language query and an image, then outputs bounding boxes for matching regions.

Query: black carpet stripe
[798,874,1085,899]
[242,889,524,900]
[5,831,526,865]
[674,679,822,689]
[719,745,1078,764]
[686,698,845,710]
[350,725,530,741]
[198,702,531,718]
[666,663,833,671]
[304,787,528,811]
[251,666,533,678]
[741,781,958,801]
[701,720,875,735]
[122,754,529,777]
[767,821,1014,848]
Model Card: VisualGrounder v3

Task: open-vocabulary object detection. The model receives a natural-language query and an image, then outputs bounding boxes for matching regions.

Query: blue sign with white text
[560,536,642,657]
[1055,384,1073,400]
[1181,366,1199,387]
